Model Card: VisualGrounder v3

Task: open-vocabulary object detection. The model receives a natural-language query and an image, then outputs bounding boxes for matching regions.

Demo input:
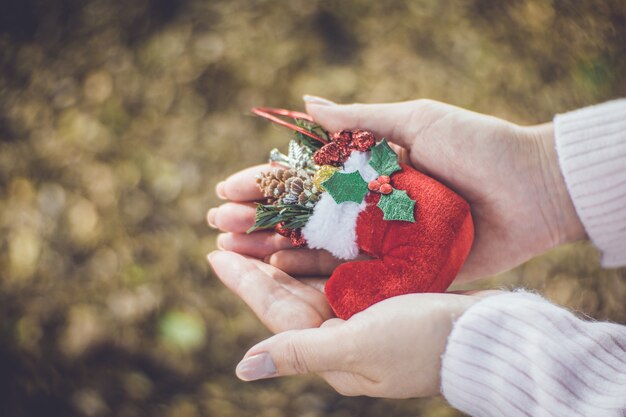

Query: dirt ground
[1,1,625,416]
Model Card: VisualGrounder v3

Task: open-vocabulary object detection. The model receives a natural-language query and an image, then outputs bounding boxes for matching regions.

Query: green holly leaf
[322,170,368,204]
[377,189,416,222]
[369,139,401,176]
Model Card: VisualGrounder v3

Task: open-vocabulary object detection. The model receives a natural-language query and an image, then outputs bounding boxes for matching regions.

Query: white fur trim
[302,151,374,260]
[342,151,379,182]
[302,194,364,260]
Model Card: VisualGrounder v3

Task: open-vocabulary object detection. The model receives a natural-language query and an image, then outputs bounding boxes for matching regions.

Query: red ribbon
[251,107,329,145]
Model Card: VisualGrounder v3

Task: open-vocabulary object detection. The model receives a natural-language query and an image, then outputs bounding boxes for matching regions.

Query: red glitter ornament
[350,129,376,152]
[330,130,353,160]
[331,130,352,147]
[288,228,307,247]
[274,223,290,237]
[275,223,307,247]
[314,142,346,166]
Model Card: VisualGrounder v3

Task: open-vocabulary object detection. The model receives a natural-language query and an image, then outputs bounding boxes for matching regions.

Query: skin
[206,97,586,398]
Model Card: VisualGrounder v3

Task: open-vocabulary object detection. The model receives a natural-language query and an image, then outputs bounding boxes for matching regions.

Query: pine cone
[257,168,295,202]
[282,176,320,208]
[285,176,304,195]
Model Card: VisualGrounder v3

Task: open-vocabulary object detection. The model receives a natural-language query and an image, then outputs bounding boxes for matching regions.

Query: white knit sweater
[441,100,626,417]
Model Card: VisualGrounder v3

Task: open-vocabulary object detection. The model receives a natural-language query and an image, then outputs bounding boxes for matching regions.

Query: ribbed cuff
[554,99,626,268]
[441,291,626,417]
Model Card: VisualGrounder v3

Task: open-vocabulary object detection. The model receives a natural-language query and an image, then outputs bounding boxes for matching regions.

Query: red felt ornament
[251,107,474,320]
[325,163,474,319]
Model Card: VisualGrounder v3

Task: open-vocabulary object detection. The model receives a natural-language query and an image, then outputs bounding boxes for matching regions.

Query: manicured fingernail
[207,208,218,228]
[303,95,335,106]
[216,182,227,199]
[236,352,277,381]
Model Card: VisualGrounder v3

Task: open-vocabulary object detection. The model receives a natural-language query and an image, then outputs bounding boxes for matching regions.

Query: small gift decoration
[249,108,474,319]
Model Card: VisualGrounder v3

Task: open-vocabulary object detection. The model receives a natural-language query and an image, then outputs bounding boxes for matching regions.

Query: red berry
[368,180,381,191]
[379,183,393,194]
[378,175,390,184]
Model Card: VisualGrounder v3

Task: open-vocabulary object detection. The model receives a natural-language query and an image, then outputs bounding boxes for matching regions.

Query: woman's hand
[233,291,500,398]
[297,97,585,282]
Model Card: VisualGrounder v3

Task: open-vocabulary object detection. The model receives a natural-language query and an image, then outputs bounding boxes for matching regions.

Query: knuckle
[284,340,310,375]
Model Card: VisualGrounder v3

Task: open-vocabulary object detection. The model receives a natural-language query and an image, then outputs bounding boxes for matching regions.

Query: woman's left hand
[230,291,500,398]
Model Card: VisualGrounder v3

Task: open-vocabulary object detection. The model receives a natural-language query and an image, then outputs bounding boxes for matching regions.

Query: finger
[304,97,427,150]
[216,164,270,202]
[236,323,350,380]
[448,289,508,299]
[244,254,329,292]
[267,249,371,277]
[249,260,331,319]
[207,251,330,331]
[207,202,256,233]
[217,232,292,258]
[320,318,344,328]
[298,278,327,293]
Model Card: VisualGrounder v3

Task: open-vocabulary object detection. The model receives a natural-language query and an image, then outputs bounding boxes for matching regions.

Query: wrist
[527,123,587,247]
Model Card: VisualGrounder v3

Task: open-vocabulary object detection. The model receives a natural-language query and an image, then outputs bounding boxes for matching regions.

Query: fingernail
[216,182,227,199]
[207,250,220,263]
[207,208,218,228]
[216,233,226,250]
[303,95,335,106]
[236,352,277,381]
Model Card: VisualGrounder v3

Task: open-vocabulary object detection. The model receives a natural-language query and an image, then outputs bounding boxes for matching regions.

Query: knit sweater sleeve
[554,99,626,267]
[440,292,626,417]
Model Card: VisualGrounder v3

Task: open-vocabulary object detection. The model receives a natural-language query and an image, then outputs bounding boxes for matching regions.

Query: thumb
[236,322,348,381]
[303,95,424,149]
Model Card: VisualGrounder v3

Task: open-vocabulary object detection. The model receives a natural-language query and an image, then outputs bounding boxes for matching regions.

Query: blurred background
[1,0,625,416]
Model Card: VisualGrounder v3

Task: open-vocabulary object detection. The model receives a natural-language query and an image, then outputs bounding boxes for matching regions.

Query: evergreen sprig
[294,119,329,152]
[247,203,313,233]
